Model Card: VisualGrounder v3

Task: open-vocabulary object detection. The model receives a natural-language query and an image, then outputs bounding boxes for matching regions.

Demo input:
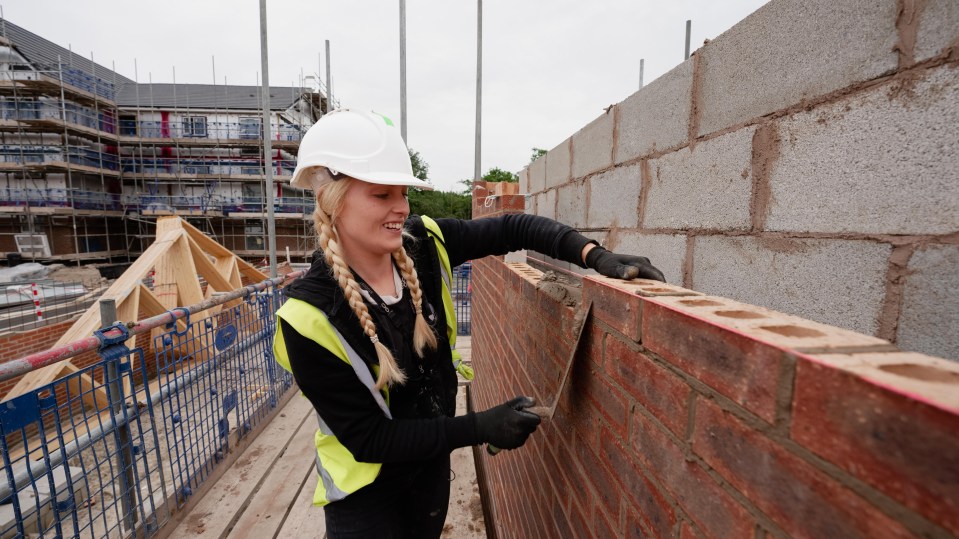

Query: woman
[273,109,664,538]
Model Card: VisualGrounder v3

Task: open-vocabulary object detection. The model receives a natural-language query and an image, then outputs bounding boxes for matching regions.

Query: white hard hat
[291,109,433,191]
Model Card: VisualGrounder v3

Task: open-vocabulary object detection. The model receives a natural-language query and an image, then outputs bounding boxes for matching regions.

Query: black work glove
[585,246,666,282]
[474,396,542,450]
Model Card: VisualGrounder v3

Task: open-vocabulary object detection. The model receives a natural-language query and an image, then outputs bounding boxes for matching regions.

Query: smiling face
[334,179,410,261]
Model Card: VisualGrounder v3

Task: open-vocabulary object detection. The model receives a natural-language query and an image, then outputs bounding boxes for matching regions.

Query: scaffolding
[0,19,333,270]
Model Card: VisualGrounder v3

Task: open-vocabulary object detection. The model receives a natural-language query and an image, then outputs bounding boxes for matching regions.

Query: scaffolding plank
[225,409,318,539]
[170,395,314,538]
[274,462,324,538]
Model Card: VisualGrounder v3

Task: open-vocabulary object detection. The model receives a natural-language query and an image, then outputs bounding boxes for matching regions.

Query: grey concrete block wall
[545,139,571,189]
[897,244,959,360]
[614,61,692,164]
[571,112,614,179]
[916,0,959,62]
[528,156,546,194]
[517,167,529,195]
[691,236,891,335]
[644,126,755,231]
[696,0,899,136]
[513,0,959,360]
[555,183,586,228]
[767,65,959,235]
[586,163,642,229]
[611,232,687,285]
[537,189,556,220]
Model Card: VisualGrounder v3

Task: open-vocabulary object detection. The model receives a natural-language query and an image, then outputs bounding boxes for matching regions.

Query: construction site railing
[118,119,304,142]
[0,270,303,538]
[119,157,296,177]
[0,188,122,212]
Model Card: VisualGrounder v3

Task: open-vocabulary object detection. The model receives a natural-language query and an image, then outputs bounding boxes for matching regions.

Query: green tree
[530,147,547,163]
[409,148,429,181]
[483,167,518,183]
[405,148,471,219]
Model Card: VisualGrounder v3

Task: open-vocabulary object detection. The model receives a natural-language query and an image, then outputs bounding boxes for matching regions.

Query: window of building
[182,116,208,138]
[245,220,264,251]
[119,115,137,136]
[239,117,262,140]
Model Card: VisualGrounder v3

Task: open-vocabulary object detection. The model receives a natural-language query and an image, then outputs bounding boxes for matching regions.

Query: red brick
[630,411,754,539]
[693,397,913,539]
[791,356,959,536]
[551,496,575,538]
[583,276,643,342]
[641,299,783,423]
[574,436,623,519]
[592,504,617,539]
[680,521,699,539]
[569,497,592,539]
[625,508,654,539]
[605,335,691,437]
[600,427,677,538]
[580,366,630,436]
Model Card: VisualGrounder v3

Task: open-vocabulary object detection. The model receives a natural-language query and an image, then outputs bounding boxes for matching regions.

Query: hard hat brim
[291,166,434,191]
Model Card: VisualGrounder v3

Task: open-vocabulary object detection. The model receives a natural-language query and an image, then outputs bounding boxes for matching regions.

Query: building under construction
[0,19,327,270]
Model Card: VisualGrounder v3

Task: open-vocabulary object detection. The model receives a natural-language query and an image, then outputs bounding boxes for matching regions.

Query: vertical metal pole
[259,0,278,278]
[325,40,332,110]
[99,299,137,530]
[473,0,482,183]
[685,20,692,60]
[399,0,408,143]
[639,58,645,89]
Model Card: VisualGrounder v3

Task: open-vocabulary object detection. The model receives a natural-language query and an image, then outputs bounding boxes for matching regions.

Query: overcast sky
[8,1,770,192]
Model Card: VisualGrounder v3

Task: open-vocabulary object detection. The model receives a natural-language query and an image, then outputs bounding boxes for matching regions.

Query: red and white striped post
[31,283,43,322]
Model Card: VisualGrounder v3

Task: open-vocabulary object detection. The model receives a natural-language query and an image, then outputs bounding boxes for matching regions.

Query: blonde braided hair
[312,175,437,389]
[392,248,438,357]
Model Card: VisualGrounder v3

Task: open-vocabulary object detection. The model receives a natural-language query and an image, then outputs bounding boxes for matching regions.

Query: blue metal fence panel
[0,284,292,538]
[452,263,471,336]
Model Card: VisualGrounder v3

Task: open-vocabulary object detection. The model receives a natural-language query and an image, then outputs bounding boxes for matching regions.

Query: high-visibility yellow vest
[420,216,474,381]
[274,298,387,506]
[273,216,472,506]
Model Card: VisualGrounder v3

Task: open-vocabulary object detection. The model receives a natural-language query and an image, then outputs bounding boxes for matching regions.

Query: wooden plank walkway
[170,337,486,539]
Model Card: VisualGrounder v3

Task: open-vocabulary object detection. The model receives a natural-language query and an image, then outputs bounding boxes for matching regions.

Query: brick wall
[469,254,959,538]
[0,319,76,396]
[518,0,959,361]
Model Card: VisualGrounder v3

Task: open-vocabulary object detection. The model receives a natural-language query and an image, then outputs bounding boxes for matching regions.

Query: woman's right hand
[474,396,542,450]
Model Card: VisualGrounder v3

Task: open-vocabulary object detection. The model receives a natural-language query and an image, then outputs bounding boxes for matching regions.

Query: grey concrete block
[555,183,586,228]
[571,112,613,179]
[697,0,899,137]
[529,154,547,194]
[518,167,529,194]
[537,189,556,220]
[767,64,959,235]
[644,126,754,231]
[611,232,687,285]
[586,163,642,229]
[615,61,692,164]
[545,139,571,189]
[916,0,959,62]
[692,235,891,335]
[897,244,959,361]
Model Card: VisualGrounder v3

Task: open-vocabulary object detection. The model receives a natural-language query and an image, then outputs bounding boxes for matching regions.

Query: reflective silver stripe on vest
[313,412,350,502]
[439,265,451,292]
[328,323,392,419]
[310,324,391,503]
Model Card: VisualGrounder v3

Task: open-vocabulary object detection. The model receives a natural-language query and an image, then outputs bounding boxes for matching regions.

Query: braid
[392,247,439,357]
[313,192,405,389]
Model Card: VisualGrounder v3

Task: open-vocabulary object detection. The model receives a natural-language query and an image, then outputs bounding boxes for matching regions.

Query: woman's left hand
[585,246,666,282]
